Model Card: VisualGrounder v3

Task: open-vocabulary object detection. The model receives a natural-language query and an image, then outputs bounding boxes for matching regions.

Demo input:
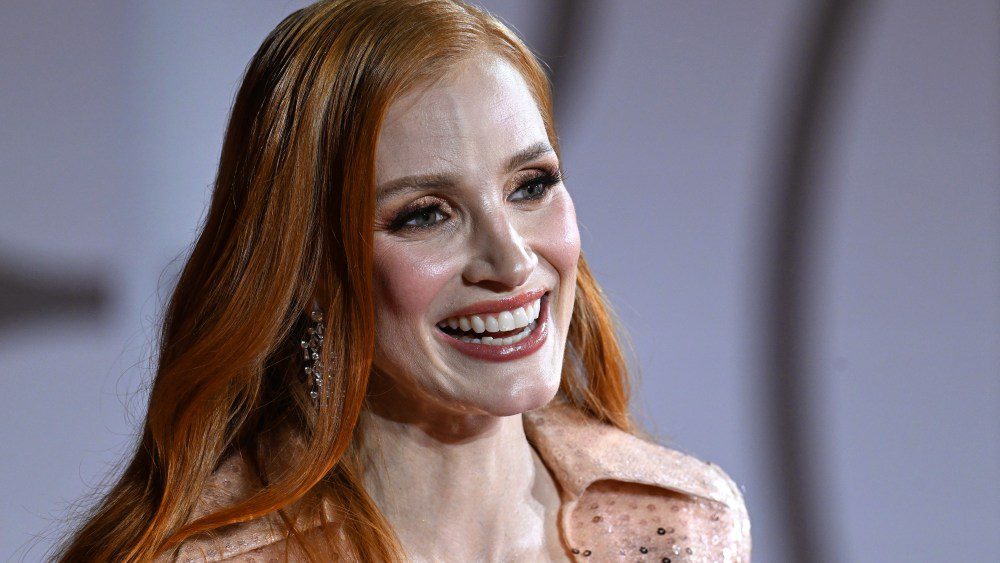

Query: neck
[358,402,559,561]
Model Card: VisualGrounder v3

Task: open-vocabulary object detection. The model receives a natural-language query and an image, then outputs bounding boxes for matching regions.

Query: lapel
[523,400,736,507]
[173,400,742,561]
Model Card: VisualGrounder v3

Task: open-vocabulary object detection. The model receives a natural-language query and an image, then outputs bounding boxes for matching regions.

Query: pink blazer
[160,402,751,562]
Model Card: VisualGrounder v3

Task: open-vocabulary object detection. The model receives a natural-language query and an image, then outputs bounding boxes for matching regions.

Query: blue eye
[389,170,563,235]
[399,205,447,229]
[511,168,563,201]
[511,174,559,201]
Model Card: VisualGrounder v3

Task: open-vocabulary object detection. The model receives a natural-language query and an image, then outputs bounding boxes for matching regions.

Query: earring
[300,309,325,400]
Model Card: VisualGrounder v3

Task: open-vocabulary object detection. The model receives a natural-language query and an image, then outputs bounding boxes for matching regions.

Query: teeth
[453,321,536,346]
[438,297,543,335]
[512,307,529,327]
[498,311,515,331]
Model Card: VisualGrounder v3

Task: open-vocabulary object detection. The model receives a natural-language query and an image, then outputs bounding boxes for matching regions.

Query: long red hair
[57,1,634,560]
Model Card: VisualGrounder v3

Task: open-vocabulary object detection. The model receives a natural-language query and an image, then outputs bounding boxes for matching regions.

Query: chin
[474,372,561,417]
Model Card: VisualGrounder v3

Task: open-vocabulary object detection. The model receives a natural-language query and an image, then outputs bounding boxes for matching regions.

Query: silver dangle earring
[300,308,325,400]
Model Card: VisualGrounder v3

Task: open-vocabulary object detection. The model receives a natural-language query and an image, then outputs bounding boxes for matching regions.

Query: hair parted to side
[56,1,634,561]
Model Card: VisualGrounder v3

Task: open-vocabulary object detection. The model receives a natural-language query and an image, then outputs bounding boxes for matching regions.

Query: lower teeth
[459,321,537,346]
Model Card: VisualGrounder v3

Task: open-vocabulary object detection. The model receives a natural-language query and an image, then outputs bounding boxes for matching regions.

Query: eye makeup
[383,166,564,233]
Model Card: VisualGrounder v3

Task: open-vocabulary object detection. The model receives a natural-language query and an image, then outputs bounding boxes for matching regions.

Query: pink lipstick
[434,291,549,361]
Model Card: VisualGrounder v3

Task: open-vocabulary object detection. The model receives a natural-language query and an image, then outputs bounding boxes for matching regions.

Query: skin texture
[361,54,580,561]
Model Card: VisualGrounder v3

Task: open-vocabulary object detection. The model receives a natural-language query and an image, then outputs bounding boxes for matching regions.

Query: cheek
[373,239,456,324]
[527,191,581,281]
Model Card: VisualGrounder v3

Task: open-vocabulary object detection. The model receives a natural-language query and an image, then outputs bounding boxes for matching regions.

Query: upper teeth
[438,298,542,333]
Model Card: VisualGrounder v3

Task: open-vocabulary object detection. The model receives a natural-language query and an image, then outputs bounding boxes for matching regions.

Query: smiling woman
[371,55,578,413]
[55,1,749,562]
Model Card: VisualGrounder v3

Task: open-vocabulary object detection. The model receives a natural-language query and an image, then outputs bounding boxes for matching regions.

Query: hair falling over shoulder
[55,1,635,561]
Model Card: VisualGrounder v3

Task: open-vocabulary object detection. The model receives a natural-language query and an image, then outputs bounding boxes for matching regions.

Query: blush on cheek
[535,192,581,278]
[373,241,457,322]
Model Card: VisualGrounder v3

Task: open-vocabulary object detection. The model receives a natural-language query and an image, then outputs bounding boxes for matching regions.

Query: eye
[509,170,561,202]
[385,169,562,232]
[390,204,448,231]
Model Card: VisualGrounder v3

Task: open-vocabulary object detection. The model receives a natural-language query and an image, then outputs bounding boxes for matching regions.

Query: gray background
[1,1,997,561]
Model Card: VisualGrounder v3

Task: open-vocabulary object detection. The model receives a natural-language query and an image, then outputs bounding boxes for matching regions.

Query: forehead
[375,55,548,181]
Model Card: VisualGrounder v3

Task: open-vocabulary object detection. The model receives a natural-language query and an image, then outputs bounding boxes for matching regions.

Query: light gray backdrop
[1,1,997,562]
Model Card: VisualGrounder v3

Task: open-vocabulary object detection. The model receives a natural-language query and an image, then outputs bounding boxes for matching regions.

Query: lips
[437,294,542,341]
[434,291,550,361]
[439,288,547,319]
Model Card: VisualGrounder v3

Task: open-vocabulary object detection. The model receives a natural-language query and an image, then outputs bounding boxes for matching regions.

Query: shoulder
[152,455,283,562]
[155,455,348,562]
[524,401,752,562]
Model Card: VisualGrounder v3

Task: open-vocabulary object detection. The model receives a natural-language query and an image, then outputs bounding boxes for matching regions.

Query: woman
[58,1,750,561]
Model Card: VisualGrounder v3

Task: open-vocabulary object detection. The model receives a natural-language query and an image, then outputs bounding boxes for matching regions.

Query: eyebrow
[376,141,555,202]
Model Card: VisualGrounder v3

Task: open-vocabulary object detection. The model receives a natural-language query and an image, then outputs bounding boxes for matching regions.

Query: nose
[462,210,537,290]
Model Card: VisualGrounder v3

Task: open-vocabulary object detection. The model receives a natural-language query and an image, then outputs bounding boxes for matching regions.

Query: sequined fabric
[159,401,751,562]
[523,403,751,562]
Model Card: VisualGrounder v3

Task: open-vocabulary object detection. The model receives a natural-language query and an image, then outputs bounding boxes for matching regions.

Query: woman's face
[371,54,580,418]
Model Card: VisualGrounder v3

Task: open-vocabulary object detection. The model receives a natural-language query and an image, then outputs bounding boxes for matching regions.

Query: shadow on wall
[0,252,109,331]
[756,1,871,562]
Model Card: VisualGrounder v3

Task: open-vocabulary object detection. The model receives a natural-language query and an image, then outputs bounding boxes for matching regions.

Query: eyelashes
[386,168,563,233]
